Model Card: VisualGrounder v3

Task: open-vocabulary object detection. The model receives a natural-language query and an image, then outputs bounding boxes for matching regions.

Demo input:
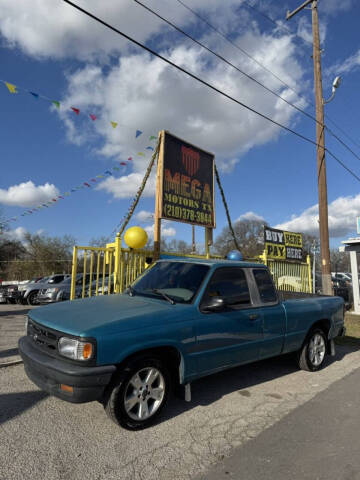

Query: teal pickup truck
[19,258,345,430]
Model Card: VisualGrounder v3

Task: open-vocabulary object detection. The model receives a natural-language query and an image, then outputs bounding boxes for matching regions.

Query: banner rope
[114,139,160,239]
[214,164,240,252]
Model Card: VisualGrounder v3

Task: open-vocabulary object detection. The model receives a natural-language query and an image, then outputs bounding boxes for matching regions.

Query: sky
[1,0,360,250]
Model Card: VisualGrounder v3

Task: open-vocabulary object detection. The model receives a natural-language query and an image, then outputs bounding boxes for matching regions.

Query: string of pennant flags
[0,134,157,230]
[0,78,160,235]
[1,79,158,139]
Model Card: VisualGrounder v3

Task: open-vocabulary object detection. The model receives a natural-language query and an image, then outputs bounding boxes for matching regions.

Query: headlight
[46,288,59,293]
[58,337,94,361]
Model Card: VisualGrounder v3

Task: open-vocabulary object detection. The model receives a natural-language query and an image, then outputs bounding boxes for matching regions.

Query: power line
[136,0,360,165]
[242,0,310,44]
[173,0,360,161]
[62,0,360,187]
[62,0,319,148]
[326,115,360,151]
[173,0,307,105]
[133,0,318,127]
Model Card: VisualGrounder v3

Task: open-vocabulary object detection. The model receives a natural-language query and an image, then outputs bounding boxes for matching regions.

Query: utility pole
[286,0,332,295]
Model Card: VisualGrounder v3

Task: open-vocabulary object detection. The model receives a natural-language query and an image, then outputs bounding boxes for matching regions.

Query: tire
[103,356,171,430]
[27,291,39,306]
[297,328,327,372]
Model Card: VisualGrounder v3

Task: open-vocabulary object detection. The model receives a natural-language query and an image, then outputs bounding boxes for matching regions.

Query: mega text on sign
[160,131,215,227]
[264,227,303,261]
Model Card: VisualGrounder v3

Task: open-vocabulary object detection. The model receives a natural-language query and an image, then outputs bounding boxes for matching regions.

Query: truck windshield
[131,261,209,303]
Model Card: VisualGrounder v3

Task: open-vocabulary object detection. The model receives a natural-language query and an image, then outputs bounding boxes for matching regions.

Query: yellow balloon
[124,226,148,249]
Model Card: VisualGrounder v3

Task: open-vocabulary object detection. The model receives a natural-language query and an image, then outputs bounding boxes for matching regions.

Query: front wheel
[298,328,327,372]
[103,356,170,430]
[27,291,39,306]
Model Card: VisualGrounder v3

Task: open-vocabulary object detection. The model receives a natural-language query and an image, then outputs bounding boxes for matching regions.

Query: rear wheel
[103,356,170,430]
[298,328,327,372]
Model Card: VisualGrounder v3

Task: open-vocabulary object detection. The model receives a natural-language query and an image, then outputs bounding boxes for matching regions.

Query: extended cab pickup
[19,259,345,430]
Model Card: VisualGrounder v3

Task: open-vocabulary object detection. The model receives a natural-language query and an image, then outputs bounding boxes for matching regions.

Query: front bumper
[37,294,57,304]
[19,336,116,403]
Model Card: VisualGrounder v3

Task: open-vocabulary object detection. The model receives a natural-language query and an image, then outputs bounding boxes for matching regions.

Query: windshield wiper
[151,289,176,305]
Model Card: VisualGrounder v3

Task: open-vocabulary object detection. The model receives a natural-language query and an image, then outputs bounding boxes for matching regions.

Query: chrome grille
[27,319,58,355]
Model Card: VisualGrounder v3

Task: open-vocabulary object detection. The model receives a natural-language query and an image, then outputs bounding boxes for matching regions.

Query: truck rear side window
[253,269,277,303]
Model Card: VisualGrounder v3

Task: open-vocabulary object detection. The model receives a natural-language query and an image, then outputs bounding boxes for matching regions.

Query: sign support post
[154,130,165,261]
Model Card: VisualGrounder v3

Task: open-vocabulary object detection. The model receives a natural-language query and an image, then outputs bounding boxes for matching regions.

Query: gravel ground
[0,329,359,480]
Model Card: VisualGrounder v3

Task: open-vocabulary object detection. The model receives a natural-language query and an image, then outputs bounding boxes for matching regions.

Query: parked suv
[37,274,95,304]
[18,274,71,305]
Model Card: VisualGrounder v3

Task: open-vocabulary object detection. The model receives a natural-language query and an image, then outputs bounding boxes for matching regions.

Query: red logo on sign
[181,146,200,177]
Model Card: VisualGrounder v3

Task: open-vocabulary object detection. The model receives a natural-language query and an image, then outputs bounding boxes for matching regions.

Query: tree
[214,218,268,258]
[4,233,76,281]
[330,249,350,273]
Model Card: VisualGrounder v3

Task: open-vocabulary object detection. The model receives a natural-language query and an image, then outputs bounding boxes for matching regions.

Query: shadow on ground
[0,308,30,317]
[160,344,356,425]
[0,348,18,359]
[0,390,48,425]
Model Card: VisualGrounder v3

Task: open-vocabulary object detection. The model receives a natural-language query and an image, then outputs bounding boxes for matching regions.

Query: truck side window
[203,268,251,307]
[253,269,277,303]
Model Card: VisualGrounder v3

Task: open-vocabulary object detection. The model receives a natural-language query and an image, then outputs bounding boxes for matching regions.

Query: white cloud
[58,29,306,198]
[320,0,353,14]
[5,226,28,243]
[0,181,59,207]
[144,223,176,239]
[0,0,241,60]
[328,49,360,76]
[275,193,360,238]
[135,210,154,223]
[237,211,265,222]
[96,173,156,199]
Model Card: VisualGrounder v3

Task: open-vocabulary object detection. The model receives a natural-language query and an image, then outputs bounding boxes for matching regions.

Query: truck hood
[28,294,182,336]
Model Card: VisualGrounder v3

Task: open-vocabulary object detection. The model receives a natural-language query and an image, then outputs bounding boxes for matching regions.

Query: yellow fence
[259,252,312,293]
[70,242,312,300]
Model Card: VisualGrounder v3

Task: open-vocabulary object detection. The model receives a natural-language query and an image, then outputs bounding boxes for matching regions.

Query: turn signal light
[82,343,93,360]
[60,384,74,393]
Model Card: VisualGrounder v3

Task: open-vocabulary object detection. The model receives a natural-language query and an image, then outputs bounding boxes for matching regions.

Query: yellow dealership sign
[264,227,303,260]
[159,131,215,227]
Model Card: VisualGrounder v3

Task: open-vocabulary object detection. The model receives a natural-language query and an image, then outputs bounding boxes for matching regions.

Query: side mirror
[201,297,225,313]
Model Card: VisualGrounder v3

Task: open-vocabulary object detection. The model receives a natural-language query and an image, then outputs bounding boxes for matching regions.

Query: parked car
[332,272,352,286]
[18,274,71,305]
[0,286,7,304]
[19,258,345,430]
[6,284,20,303]
[37,274,97,304]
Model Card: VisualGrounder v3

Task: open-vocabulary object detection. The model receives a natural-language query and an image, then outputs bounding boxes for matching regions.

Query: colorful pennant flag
[52,100,60,109]
[111,121,118,129]
[5,82,17,94]
[149,135,157,141]
[89,114,97,121]
[137,152,145,156]
[128,157,133,161]
[84,182,91,187]
[146,146,154,151]
[136,130,142,138]
[120,162,127,166]
[105,170,112,176]
[71,107,80,115]
[30,92,39,99]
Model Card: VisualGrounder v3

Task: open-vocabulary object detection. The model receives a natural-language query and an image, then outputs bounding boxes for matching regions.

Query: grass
[335,313,360,347]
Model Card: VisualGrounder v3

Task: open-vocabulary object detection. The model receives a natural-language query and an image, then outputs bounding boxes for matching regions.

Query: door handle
[248,314,259,321]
